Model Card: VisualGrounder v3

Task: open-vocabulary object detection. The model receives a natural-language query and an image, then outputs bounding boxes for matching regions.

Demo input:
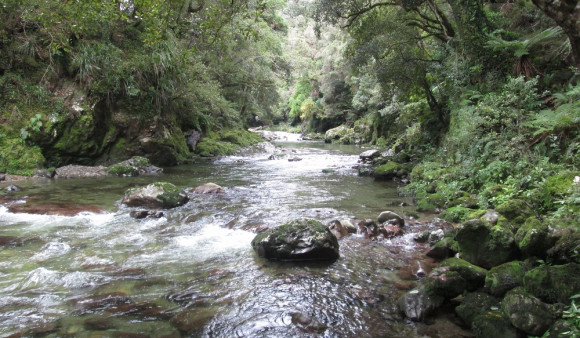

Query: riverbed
[0,134,471,337]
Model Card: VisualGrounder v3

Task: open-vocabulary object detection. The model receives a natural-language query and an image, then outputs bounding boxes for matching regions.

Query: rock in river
[190,183,225,194]
[122,182,188,209]
[251,218,340,261]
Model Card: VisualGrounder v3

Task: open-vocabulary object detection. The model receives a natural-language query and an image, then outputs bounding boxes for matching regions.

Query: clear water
[0,136,470,337]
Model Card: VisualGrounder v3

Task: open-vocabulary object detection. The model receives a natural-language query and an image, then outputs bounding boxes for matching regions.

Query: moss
[195,129,263,157]
[416,199,438,212]
[468,209,487,219]
[539,171,580,212]
[373,161,409,179]
[485,261,525,296]
[440,206,472,223]
[496,199,534,225]
[456,292,501,328]
[524,263,580,304]
[515,217,552,258]
[0,138,46,176]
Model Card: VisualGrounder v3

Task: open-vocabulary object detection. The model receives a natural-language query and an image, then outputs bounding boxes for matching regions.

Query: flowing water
[0,133,470,337]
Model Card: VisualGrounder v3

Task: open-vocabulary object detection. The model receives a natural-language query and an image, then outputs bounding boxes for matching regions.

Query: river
[0,133,471,337]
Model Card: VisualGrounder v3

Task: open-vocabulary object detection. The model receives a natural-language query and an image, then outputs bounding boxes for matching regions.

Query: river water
[0,133,470,337]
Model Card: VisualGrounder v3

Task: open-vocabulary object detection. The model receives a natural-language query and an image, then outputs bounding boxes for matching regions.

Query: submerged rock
[251,218,339,261]
[55,165,109,178]
[122,182,188,209]
[190,183,225,194]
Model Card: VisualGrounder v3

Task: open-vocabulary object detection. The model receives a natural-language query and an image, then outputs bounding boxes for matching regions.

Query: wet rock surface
[122,182,188,209]
[251,218,340,261]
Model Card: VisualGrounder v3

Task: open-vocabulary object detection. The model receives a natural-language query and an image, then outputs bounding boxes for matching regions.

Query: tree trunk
[531,0,580,68]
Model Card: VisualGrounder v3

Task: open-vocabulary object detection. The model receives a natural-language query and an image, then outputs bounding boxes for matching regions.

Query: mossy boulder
[439,257,488,290]
[397,285,444,321]
[514,218,553,259]
[455,219,518,269]
[547,229,580,264]
[455,292,501,328]
[107,156,162,177]
[523,263,580,304]
[501,287,555,336]
[472,311,519,338]
[122,182,188,209]
[485,261,526,297]
[426,238,459,259]
[196,129,263,157]
[324,125,356,144]
[373,161,408,180]
[251,218,339,261]
[496,199,534,225]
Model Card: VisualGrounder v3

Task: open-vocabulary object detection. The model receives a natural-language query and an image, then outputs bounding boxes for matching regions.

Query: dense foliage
[1,0,288,169]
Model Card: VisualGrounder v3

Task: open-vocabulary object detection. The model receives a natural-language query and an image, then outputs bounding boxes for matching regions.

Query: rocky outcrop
[122,182,188,209]
[251,218,339,261]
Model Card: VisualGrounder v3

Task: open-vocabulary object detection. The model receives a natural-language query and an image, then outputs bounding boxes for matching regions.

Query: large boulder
[122,182,188,209]
[515,218,553,258]
[425,258,488,298]
[496,199,534,225]
[107,156,162,177]
[359,149,380,162]
[377,211,405,226]
[455,292,501,328]
[524,263,580,304]
[501,287,555,336]
[455,219,518,269]
[251,218,339,261]
[485,261,526,297]
[398,285,444,321]
[372,161,406,180]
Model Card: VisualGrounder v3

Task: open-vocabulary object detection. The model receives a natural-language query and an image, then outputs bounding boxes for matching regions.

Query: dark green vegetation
[1,0,286,172]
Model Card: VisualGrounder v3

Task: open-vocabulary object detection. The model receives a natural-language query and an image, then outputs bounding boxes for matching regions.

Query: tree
[531,0,580,68]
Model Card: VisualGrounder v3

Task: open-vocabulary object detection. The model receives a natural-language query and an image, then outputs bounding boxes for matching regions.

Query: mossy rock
[515,217,553,259]
[472,311,519,338]
[523,263,580,304]
[439,257,488,290]
[122,182,188,209]
[547,229,580,264]
[496,199,534,225]
[251,218,339,261]
[373,161,408,180]
[397,284,445,321]
[107,156,160,177]
[426,238,459,259]
[455,292,501,328]
[195,129,263,157]
[0,138,46,176]
[439,206,472,223]
[485,261,526,297]
[455,219,518,269]
[501,287,555,336]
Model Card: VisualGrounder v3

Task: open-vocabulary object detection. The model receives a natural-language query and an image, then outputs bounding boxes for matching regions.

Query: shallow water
[0,136,468,337]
